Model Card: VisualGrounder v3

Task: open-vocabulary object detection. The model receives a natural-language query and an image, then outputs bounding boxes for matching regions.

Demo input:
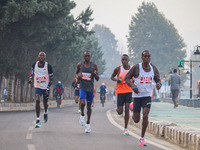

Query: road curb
[129,117,200,150]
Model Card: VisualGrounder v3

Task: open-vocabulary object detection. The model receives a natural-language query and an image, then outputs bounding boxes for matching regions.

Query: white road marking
[29,126,34,131]
[26,133,32,140]
[28,144,35,150]
[106,110,172,150]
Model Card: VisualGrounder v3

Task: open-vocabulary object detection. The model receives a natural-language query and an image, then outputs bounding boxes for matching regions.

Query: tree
[127,2,186,72]
[92,24,121,77]
[0,0,105,101]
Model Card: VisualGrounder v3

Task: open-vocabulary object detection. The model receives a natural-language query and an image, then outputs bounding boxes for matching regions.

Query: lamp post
[178,45,200,99]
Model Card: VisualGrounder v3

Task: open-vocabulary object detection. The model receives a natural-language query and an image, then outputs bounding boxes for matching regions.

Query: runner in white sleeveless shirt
[125,50,161,146]
[29,52,53,128]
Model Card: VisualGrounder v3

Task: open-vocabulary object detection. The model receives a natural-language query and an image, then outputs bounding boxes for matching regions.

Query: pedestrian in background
[169,68,181,108]
[3,88,7,101]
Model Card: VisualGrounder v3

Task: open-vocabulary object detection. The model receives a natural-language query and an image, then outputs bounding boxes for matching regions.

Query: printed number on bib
[82,73,91,81]
[140,76,152,84]
[36,76,47,83]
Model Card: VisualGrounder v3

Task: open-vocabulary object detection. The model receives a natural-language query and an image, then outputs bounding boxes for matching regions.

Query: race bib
[77,84,80,88]
[82,73,91,81]
[140,76,152,84]
[36,76,47,83]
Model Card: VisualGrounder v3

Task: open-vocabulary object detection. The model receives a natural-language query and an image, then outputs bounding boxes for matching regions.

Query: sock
[37,117,40,120]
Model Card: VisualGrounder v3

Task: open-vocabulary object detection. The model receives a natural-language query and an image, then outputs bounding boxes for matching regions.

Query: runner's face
[142,52,151,63]
[121,56,129,65]
[84,52,91,62]
[38,52,46,62]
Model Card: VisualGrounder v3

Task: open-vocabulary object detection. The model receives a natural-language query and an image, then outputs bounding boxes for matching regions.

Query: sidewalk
[150,101,200,129]
[129,101,200,150]
[0,99,74,111]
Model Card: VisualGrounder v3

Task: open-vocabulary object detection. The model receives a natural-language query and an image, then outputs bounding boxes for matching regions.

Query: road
[0,100,185,150]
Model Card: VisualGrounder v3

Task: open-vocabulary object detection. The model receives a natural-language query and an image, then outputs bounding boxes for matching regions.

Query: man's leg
[35,88,42,128]
[86,104,92,124]
[85,92,93,133]
[124,103,130,129]
[80,99,85,116]
[174,90,179,107]
[124,93,132,129]
[116,94,123,115]
[141,107,150,137]
[35,94,41,118]
[132,98,141,123]
[171,90,176,107]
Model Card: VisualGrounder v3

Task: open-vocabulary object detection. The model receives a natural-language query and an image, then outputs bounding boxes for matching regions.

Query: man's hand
[117,78,122,83]
[75,87,78,90]
[133,88,139,94]
[156,83,161,90]
[45,89,49,96]
[28,78,32,84]
[92,67,97,76]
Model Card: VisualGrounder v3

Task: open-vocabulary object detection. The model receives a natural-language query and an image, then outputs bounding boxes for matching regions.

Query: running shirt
[30,61,53,89]
[80,62,94,92]
[133,63,154,97]
[34,61,49,89]
[116,65,133,94]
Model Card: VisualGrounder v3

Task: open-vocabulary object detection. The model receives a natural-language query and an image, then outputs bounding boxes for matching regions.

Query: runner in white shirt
[29,52,53,128]
[125,50,161,146]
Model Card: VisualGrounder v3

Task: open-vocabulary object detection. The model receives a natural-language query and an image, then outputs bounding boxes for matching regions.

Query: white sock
[37,117,40,120]
[44,110,48,114]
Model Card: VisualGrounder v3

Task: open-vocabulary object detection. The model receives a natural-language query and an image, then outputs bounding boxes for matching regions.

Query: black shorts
[133,96,151,113]
[75,90,79,96]
[117,92,132,107]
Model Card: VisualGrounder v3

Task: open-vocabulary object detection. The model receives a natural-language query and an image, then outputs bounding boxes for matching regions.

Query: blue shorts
[75,90,79,96]
[79,89,93,104]
[35,88,49,100]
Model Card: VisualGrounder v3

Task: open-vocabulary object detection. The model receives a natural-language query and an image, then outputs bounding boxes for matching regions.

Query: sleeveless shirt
[80,62,94,92]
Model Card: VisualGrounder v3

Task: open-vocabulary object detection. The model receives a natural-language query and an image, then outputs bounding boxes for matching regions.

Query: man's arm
[47,64,53,89]
[110,66,121,83]
[124,64,138,89]
[92,63,99,81]
[75,62,81,80]
[28,62,36,84]
[152,65,161,90]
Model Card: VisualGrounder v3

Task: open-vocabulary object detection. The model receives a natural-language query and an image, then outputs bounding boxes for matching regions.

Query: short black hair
[122,54,129,58]
[173,69,177,73]
[141,50,150,57]
[84,51,92,55]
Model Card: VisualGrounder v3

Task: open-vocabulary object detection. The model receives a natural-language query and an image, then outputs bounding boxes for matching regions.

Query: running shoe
[123,129,130,135]
[78,109,81,113]
[35,120,41,128]
[85,124,91,133]
[79,115,85,126]
[139,138,148,146]
[44,114,48,123]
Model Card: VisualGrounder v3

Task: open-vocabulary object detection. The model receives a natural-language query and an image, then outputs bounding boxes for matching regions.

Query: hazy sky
[71,0,200,58]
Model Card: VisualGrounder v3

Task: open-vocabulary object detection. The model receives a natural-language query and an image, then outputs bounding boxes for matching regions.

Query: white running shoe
[79,115,85,126]
[85,124,91,133]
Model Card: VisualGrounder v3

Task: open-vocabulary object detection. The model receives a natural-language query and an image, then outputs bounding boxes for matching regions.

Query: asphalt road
[0,100,185,150]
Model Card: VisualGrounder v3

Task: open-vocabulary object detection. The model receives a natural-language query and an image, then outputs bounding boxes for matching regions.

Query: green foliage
[92,24,121,77]
[127,2,186,72]
[0,0,105,85]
